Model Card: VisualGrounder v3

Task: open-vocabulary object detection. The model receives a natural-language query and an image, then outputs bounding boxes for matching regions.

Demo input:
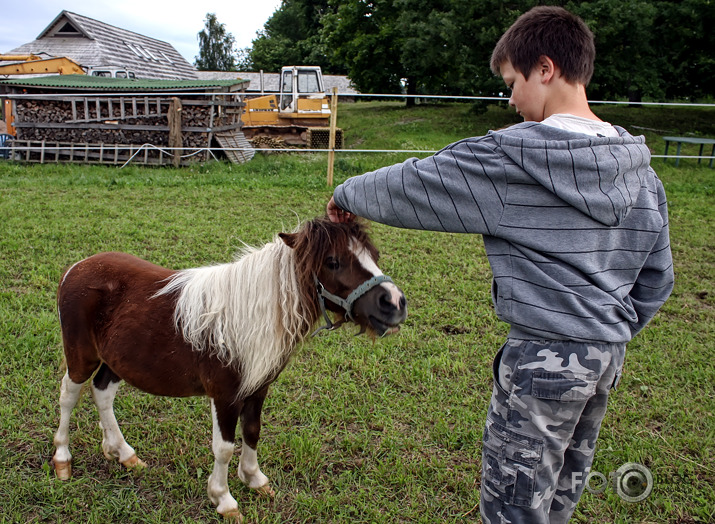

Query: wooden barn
[0,75,254,166]
[2,10,197,80]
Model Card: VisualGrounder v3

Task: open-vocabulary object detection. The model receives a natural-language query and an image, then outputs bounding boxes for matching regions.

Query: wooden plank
[207,94,216,153]
[327,87,338,186]
[13,121,243,133]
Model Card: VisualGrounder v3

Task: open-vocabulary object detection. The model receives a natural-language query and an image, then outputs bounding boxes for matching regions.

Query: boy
[327,5,673,523]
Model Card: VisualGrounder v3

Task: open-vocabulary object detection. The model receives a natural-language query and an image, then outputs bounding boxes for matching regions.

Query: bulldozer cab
[241,65,341,148]
[279,66,324,113]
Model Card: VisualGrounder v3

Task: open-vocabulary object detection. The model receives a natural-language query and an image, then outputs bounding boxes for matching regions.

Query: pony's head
[279,217,407,336]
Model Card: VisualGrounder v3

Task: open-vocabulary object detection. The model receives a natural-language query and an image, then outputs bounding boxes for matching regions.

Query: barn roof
[0,75,248,93]
[4,10,197,80]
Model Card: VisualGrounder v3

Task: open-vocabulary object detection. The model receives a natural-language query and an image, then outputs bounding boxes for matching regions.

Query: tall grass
[0,102,713,523]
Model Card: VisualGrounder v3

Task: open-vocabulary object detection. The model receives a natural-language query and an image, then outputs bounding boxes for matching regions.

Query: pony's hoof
[255,483,275,498]
[220,508,244,522]
[121,454,147,470]
[54,460,72,480]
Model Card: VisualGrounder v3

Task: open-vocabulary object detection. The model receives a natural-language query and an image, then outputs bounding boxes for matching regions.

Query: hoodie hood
[490,123,652,226]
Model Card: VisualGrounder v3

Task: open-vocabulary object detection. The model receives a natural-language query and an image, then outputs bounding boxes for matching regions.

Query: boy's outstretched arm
[327,141,506,234]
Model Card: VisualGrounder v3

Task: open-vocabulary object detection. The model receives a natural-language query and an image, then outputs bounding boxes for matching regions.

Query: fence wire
[3,90,713,166]
[6,143,711,168]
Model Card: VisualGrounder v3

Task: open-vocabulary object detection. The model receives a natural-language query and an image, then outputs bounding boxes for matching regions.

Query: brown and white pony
[52,217,406,521]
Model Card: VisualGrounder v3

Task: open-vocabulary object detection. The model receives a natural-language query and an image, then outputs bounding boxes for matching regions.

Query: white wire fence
[2,91,714,167]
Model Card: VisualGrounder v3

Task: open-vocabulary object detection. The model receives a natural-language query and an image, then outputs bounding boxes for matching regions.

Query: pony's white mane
[154,237,310,398]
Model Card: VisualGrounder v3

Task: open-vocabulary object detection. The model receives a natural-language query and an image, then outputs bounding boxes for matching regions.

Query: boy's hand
[327,196,355,223]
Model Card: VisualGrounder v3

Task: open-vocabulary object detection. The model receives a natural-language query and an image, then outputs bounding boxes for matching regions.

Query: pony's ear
[279,232,297,248]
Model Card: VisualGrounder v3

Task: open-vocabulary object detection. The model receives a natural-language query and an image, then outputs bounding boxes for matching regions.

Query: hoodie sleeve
[628,176,675,337]
[333,137,507,235]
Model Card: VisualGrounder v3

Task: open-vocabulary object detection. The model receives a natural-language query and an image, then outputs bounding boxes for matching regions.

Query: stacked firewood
[15,100,73,123]
[248,136,293,150]
[14,99,236,149]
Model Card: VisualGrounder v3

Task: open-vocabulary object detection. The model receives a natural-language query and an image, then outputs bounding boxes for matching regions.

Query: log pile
[248,136,291,150]
[10,94,246,165]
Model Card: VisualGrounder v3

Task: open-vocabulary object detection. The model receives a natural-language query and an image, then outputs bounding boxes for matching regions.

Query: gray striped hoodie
[333,122,674,343]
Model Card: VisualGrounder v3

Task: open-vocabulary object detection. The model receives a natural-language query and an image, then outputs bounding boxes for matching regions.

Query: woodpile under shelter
[0,75,254,166]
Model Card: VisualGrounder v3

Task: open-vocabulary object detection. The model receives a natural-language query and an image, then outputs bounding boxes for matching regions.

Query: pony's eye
[326,256,340,270]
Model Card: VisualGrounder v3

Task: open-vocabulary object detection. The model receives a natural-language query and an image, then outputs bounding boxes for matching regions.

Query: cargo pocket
[482,420,543,507]
[531,371,597,402]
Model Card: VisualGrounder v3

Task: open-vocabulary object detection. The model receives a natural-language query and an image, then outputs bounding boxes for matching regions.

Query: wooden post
[168,97,183,167]
[327,87,338,186]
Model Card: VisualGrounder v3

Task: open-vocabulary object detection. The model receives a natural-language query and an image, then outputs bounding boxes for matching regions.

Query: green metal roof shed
[0,75,249,94]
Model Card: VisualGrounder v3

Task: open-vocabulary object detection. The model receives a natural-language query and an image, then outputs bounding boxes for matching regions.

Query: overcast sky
[0,0,283,64]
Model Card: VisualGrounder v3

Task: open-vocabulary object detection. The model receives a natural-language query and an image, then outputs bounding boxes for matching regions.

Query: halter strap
[312,274,394,336]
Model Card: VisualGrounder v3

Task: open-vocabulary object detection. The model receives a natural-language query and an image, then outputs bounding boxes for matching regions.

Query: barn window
[143,47,159,61]
[54,22,82,37]
[126,43,143,58]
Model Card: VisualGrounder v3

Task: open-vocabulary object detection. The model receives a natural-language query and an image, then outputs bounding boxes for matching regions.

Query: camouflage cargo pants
[480,338,625,524]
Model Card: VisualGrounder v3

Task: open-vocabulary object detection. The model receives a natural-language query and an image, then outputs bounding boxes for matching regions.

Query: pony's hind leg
[53,372,84,479]
[238,387,273,497]
[91,364,146,470]
[207,398,243,521]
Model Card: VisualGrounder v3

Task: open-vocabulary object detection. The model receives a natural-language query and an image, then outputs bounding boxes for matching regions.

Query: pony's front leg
[91,364,146,470]
[53,372,84,479]
[238,387,274,497]
[208,398,243,522]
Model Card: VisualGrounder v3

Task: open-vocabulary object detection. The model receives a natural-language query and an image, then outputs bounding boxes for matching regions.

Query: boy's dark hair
[490,6,595,85]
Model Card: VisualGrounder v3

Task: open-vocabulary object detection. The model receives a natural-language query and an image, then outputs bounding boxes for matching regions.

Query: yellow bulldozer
[241,66,342,148]
[1,54,85,136]
[0,54,85,76]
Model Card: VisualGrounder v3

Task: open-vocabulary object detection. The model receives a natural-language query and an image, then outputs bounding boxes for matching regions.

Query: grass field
[0,102,713,523]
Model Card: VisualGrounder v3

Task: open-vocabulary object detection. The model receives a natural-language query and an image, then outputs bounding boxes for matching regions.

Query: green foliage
[0,103,713,522]
[248,0,714,101]
[194,13,237,71]
[250,0,339,73]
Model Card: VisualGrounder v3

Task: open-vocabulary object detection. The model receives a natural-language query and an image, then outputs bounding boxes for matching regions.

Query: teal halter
[312,273,394,336]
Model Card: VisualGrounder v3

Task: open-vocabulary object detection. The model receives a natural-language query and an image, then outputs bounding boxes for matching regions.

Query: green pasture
[0,102,713,523]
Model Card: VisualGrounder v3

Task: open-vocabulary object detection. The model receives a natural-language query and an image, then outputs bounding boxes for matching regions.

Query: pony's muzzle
[354,283,407,336]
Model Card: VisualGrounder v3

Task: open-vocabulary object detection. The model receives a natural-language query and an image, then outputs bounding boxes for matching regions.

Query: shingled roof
[5,10,197,80]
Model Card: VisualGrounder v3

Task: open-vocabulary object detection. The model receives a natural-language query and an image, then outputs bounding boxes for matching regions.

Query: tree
[195,13,237,71]
[320,1,403,94]
[236,47,254,71]
[320,0,525,104]
[247,0,714,102]
[650,0,715,100]
[567,1,660,102]
[249,0,339,73]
